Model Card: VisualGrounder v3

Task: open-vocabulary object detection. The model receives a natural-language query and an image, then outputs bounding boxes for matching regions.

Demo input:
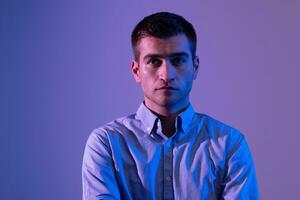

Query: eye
[171,56,187,67]
[147,58,162,67]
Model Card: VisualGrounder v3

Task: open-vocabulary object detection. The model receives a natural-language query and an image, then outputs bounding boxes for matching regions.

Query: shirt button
[166,176,172,181]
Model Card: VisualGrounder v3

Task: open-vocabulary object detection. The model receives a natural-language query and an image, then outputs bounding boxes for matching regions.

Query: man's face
[132,34,199,113]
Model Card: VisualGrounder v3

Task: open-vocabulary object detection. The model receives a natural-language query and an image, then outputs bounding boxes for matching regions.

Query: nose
[159,60,175,83]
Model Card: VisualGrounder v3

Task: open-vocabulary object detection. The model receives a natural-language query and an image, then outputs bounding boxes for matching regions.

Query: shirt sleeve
[82,129,120,200]
[222,134,260,200]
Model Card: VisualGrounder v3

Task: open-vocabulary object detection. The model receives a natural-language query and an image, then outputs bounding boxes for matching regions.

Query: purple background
[2,0,300,199]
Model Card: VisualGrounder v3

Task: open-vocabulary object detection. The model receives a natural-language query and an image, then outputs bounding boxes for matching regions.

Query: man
[82,12,259,199]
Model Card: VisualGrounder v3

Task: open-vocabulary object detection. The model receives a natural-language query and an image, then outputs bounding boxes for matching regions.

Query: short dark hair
[131,12,197,61]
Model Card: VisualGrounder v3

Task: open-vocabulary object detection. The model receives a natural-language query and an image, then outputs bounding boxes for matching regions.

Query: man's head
[131,12,197,61]
[131,12,199,114]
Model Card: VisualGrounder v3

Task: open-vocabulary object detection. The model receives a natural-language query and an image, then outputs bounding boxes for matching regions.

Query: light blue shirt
[82,103,259,199]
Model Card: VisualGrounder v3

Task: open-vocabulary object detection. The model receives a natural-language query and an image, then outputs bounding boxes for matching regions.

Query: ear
[192,56,199,80]
[131,60,141,83]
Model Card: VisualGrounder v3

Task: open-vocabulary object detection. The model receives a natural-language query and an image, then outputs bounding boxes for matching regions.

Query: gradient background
[2,0,300,199]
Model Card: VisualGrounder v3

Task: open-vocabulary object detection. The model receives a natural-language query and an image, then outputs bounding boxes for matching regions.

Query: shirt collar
[136,102,196,134]
[178,103,195,133]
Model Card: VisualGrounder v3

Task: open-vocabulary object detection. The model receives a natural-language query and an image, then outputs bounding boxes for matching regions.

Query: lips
[156,86,177,90]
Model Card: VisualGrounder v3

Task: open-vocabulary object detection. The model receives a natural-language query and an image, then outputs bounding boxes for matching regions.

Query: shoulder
[86,114,138,146]
[195,113,246,148]
[193,113,253,166]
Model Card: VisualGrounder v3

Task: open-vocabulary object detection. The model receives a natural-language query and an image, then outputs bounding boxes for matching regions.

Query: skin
[131,34,199,137]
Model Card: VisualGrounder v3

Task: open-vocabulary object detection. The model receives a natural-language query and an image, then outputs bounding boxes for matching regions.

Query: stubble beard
[145,89,190,111]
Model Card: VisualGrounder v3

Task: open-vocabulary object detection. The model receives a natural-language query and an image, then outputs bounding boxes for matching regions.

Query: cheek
[181,73,195,88]
[141,69,157,82]
[140,74,154,89]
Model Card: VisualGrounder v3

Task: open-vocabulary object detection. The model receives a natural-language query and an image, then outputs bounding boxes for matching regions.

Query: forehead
[137,34,192,59]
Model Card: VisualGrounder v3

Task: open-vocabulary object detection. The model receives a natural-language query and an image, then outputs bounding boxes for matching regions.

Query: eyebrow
[143,52,189,61]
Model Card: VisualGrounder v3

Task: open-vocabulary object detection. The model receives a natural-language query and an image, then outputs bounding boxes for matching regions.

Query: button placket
[163,139,174,199]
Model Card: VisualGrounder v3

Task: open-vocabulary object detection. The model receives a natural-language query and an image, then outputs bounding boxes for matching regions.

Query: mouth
[156,86,177,90]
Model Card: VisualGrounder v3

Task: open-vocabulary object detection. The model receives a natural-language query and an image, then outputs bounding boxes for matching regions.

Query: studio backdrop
[2,0,300,199]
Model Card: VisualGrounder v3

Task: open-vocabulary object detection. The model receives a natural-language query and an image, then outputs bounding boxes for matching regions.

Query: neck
[144,97,190,117]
